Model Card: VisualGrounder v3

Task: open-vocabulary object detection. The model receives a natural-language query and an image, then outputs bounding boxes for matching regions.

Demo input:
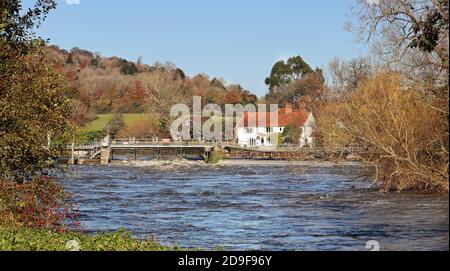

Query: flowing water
[61,160,449,251]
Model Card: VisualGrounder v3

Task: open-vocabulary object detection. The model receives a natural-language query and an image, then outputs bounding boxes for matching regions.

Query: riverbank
[0,227,184,251]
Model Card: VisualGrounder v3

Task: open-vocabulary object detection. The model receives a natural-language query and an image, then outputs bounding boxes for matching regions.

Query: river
[61,160,449,251]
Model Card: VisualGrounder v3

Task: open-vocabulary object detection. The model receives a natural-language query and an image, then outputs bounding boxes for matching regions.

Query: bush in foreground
[0,177,78,231]
[0,227,180,251]
[342,72,448,193]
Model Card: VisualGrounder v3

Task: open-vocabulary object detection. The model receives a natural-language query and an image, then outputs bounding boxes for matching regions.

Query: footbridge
[67,138,216,165]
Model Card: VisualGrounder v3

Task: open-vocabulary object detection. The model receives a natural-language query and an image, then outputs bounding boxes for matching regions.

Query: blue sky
[29,0,366,96]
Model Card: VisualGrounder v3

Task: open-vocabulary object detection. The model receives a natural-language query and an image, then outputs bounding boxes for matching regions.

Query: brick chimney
[298,100,306,111]
[284,102,293,114]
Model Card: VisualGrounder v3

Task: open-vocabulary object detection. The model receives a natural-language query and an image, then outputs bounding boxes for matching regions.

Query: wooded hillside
[45,45,258,127]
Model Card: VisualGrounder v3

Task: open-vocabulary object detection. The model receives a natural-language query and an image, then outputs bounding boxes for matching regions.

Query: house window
[266,127,273,133]
[245,128,254,134]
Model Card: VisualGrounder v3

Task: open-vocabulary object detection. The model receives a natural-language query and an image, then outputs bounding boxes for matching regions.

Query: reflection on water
[61,160,449,251]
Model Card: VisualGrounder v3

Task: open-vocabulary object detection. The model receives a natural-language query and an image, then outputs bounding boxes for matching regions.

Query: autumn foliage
[118,117,163,139]
[326,72,449,192]
[314,0,449,193]
[45,46,258,131]
[0,177,78,231]
[0,41,72,181]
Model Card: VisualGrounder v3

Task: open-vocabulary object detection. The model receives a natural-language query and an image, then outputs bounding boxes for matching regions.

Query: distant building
[235,104,315,148]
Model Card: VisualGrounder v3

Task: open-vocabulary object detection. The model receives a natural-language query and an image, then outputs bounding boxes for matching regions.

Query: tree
[241,90,257,105]
[342,72,448,192]
[282,124,301,144]
[340,0,449,192]
[1,0,71,182]
[0,0,57,44]
[120,61,138,75]
[265,72,326,110]
[349,0,448,79]
[211,77,226,89]
[329,57,372,93]
[71,99,95,127]
[1,43,72,181]
[225,91,241,105]
[66,52,74,64]
[314,68,325,84]
[137,56,143,66]
[104,114,126,139]
[140,68,188,132]
[265,56,314,90]
[408,1,448,54]
[174,68,185,80]
[264,56,327,108]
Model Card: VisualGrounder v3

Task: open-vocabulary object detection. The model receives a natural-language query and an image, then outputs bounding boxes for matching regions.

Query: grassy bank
[0,227,183,251]
[84,114,151,132]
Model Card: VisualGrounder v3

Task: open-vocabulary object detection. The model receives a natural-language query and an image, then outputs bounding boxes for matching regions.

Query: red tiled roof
[236,109,310,128]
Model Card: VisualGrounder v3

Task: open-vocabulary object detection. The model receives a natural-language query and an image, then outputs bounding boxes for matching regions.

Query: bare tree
[342,71,448,192]
[329,56,373,93]
[139,67,188,132]
[314,0,449,192]
[348,0,449,83]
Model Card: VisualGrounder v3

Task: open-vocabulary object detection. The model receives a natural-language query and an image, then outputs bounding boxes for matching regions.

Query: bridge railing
[222,144,367,153]
[66,141,101,149]
[69,139,219,149]
[111,139,215,146]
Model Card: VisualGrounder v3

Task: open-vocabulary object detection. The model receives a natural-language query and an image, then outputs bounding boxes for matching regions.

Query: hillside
[45,45,258,129]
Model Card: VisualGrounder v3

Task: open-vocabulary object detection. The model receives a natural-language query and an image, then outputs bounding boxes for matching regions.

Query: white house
[235,105,315,148]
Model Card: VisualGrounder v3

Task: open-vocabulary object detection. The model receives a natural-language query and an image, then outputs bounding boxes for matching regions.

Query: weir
[67,138,216,165]
[65,137,365,165]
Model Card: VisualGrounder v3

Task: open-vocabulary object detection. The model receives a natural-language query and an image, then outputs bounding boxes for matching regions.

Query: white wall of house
[236,127,284,147]
[236,113,315,148]
[299,113,315,147]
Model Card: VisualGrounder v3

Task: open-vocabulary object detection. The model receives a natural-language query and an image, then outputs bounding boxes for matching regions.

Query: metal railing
[70,138,366,153]
[111,139,215,146]
[90,145,102,159]
[222,143,367,153]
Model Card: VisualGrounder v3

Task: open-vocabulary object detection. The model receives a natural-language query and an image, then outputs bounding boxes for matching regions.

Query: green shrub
[0,227,181,251]
[104,114,126,139]
[207,147,225,164]
[76,130,105,144]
